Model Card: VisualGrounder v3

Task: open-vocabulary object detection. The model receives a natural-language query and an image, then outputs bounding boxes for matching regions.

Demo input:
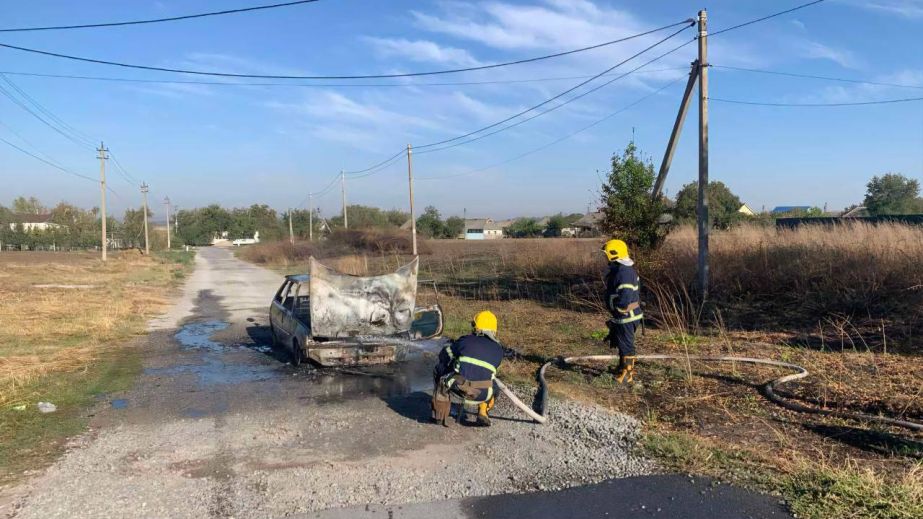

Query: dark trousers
[608,320,638,357]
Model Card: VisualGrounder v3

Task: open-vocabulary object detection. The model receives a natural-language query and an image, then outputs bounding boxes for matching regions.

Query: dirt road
[2,247,790,518]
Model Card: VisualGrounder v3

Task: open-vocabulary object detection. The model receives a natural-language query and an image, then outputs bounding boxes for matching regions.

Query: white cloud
[364,37,482,66]
[798,40,862,69]
[840,0,923,18]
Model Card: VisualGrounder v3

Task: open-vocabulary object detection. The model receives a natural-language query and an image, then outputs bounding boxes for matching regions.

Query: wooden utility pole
[288,208,295,245]
[406,144,418,256]
[652,60,699,201]
[340,171,348,229]
[696,9,710,299]
[164,196,172,249]
[141,182,150,255]
[308,194,314,241]
[97,142,109,261]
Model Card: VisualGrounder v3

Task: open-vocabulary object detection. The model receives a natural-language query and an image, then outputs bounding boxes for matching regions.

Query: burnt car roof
[285,274,310,283]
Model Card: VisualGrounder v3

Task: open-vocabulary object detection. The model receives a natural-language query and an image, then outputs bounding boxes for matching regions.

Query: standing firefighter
[602,239,643,383]
[432,311,503,427]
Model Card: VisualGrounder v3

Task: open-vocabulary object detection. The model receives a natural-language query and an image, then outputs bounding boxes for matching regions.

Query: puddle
[110,399,128,409]
[145,358,277,387]
[174,320,229,352]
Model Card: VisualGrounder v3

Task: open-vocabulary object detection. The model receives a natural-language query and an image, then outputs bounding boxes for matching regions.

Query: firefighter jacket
[605,260,643,325]
[436,333,503,402]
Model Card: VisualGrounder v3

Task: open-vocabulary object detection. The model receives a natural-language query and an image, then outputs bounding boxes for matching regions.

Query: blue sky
[0,0,920,221]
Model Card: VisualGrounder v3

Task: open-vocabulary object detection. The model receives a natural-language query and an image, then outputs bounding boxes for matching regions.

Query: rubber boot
[614,356,636,384]
[476,397,494,427]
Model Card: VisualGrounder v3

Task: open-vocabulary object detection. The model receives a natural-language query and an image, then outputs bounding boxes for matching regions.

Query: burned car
[269,257,443,366]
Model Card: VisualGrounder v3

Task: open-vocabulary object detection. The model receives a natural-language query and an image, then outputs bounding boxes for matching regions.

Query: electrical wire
[343,149,406,176]
[0,0,321,32]
[709,96,923,107]
[0,74,96,147]
[0,134,95,183]
[0,81,94,149]
[0,20,693,80]
[711,65,923,90]
[414,22,695,152]
[109,153,138,184]
[417,77,684,181]
[416,38,694,156]
[0,67,691,89]
[709,0,826,37]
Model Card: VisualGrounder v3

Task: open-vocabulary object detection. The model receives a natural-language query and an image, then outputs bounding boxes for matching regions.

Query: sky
[0,0,921,221]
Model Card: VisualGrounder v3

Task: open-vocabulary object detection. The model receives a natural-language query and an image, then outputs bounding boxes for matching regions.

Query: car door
[272,281,294,343]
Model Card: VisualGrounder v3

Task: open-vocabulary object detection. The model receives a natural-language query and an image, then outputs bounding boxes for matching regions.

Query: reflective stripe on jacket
[605,261,643,324]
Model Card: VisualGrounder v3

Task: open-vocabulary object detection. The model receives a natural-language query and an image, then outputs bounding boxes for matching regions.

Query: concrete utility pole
[164,196,172,250]
[141,182,150,255]
[696,9,710,300]
[288,208,295,245]
[340,171,348,229]
[406,144,418,256]
[308,194,314,241]
[652,60,699,201]
[97,142,109,261]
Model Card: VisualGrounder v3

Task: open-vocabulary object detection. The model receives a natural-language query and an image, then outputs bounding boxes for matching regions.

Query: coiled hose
[496,354,923,432]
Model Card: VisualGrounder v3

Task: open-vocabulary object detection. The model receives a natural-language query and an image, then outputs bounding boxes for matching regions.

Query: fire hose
[496,354,923,432]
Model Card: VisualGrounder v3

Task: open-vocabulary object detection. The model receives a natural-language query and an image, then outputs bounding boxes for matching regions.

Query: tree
[416,206,445,238]
[12,196,46,214]
[864,173,921,215]
[505,218,543,238]
[444,216,464,239]
[674,180,745,229]
[599,142,665,248]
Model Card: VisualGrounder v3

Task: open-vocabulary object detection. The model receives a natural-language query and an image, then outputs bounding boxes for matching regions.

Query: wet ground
[2,247,792,519]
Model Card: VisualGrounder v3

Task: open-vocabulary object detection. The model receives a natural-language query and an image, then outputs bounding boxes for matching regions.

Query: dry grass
[0,250,189,408]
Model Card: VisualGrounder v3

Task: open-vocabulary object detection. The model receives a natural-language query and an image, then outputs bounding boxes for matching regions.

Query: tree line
[599,141,923,249]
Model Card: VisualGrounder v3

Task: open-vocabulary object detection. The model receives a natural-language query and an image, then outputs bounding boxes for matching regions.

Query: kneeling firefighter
[602,239,643,383]
[431,310,503,427]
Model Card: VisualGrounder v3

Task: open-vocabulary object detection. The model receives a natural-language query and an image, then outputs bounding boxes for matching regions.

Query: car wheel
[291,340,303,366]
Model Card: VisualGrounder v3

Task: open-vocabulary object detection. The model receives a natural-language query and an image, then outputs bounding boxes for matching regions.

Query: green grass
[0,346,141,484]
[643,431,923,519]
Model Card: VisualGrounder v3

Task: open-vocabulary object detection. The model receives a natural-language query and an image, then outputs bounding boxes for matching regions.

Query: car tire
[291,340,303,367]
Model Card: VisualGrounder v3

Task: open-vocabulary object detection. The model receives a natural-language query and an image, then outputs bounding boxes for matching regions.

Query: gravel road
[2,246,654,518]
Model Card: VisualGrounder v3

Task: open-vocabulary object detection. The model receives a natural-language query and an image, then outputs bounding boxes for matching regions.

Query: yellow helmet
[602,239,629,262]
[472,310,498,334]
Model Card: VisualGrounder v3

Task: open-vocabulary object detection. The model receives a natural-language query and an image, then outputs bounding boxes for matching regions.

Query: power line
[709,96,923,107]
[712,65,923,90]
[417,77,685,181]
[109,153,138,184]
[343,149,406,176]
[0,74,96,146]
[0,80,93,149]
[0,20,693,80]
[710,0,826,37]
[414,23,695,152]
[0,134,95,182]
[0,67,691,89]
[416,38,694,156]
[0,0,321,32]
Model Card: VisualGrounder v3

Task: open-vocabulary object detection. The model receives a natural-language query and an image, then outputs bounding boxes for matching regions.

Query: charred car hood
[309,257,418,338]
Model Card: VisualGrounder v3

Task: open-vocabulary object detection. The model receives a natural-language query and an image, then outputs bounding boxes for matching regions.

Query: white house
[9,214,64,232]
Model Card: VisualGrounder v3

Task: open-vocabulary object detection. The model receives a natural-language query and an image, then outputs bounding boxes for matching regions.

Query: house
[842,206,870,217]
[771,206,812,215]
[232,231,260,246]
[9,214,65,232]
[572,212,603,236]
[737,204,755,216]
[465,218,491,240]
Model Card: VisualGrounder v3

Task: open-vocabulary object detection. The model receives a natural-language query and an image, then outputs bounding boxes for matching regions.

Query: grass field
[241,224,923,519]
[0,249,193,483]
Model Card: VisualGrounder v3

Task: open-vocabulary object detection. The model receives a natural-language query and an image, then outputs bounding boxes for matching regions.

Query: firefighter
[431,310,503,427]
[602,239,643,383]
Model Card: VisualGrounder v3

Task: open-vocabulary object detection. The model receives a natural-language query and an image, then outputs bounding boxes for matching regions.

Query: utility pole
[340,171,348,229]
[406,144,418,256]
[308,194,314,241]
[164,196,172,250]
[652,60,699,201]
[288,208,295,245]
[97,142,109,261]
[696,9,710,300]
[141,182,150,255]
